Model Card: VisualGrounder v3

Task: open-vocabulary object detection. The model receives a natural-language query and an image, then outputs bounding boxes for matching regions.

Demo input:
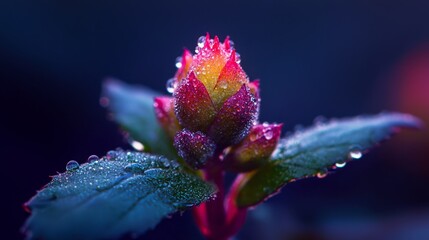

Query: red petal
[224,36,232,50]
[153,96,181,138]
[174,49,193,82]
[174,72,216,132]
[211,50,249,109]
[191,34,230,95]
[208,85,258,147]
[224,123,283,172]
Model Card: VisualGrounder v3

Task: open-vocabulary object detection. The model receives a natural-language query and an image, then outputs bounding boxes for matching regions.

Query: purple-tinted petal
[208,85,258,147]
[174,129,216,169]
[174,72,216,132]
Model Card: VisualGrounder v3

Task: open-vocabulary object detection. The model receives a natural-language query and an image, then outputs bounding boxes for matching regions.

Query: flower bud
[224,123,283,172]
[174,129,216,169]
[172,33,260,147]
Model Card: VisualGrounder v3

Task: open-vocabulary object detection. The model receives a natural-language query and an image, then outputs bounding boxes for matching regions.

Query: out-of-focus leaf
[102,80,176,158]
[236,113,422,208]
[23,150,215,240]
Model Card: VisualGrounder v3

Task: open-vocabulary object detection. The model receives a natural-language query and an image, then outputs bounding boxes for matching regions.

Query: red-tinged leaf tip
[174,49,193,82]
[174,72,217,132]
[224,123,283,172]
[208,85,259,146]
[154,96,181,138]
[174,129,216,169]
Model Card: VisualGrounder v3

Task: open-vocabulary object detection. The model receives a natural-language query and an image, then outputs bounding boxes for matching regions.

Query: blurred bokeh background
[2,1,429,239]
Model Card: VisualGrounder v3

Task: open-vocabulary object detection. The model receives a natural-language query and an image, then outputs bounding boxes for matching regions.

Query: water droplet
[317,172,327,178]
[235,53,241,63]
[166,78,176,93]
[264,129,273,140]
[175,56,182,68]
[66,160,79,171]
[87,155,99,163]
[197,36,205,48]
[106,150,117,160]
[130,140,144,151]
[219,81,228,89]
[335,162,347,168]
[229,40,235,49]
[349,150,362,159]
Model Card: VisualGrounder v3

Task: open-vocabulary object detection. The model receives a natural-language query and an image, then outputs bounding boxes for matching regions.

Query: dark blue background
[2,1,429,239]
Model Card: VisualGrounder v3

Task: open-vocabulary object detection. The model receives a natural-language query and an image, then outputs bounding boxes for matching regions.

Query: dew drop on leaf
[87,155,99,163]
[335,162,347,168]
[66,160,79,171]
[106,150,117,160]
[316,172,327,178]
[349,150,362,159]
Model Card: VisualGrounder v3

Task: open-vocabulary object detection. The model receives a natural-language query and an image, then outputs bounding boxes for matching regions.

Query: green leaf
[102,80,176,158]
[236,113,422,208]
[23,150,216,240]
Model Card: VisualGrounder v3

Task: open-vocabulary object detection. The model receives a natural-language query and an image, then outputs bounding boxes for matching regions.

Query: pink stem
[193,154,248,240]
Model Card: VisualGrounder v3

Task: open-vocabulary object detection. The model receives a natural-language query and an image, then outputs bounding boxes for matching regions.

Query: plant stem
[193,152,248,240]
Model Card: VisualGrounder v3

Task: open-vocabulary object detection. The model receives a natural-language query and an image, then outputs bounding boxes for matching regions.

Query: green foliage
[236,113,421,208]
[102,80,176,158]
[24,150,215,240]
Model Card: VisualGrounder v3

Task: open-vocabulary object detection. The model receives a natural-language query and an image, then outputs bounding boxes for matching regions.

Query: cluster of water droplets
[249,122,275,142]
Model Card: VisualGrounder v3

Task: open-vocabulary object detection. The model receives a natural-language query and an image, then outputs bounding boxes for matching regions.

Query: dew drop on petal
[219,81,228,89]
[235,53,241,63]
[229,40,235,49]
[166,78,176,93]
[317,172,327,178]
[335,162,347,168]
[197,36,205,48]
[264,129,273,140]
[66,160,79,171]
[175,56,182,68]
[349,150,362,159]
[87,155,99,163]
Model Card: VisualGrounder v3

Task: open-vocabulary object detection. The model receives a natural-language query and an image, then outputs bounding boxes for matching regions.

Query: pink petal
[174,72,216,132]
[208,85,258,147]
